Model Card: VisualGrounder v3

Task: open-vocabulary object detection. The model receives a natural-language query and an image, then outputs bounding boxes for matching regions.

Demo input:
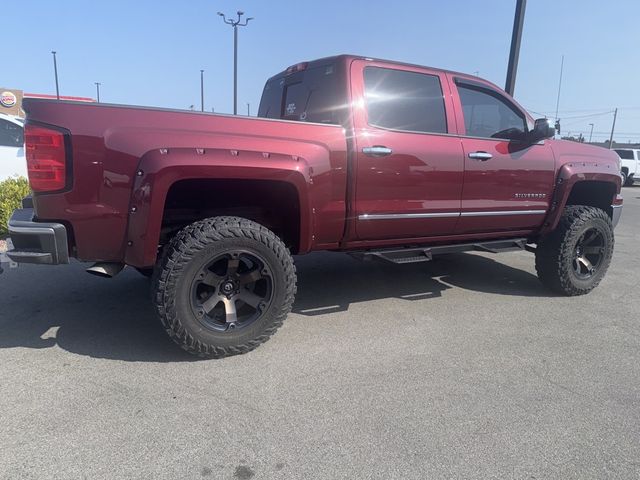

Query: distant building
[588,140,640,149]
[0,88,95,119]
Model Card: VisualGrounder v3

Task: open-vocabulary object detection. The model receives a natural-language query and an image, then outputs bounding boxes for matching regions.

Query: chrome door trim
[358,210,546,220]
[460,210,546,217]
[358,212,460,220]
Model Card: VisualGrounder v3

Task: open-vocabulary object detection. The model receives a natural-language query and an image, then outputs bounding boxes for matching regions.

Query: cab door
[350,60,464,240]
[448,76,556,234]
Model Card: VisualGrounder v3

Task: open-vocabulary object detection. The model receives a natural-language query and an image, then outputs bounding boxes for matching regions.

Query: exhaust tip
[86,262,125,278]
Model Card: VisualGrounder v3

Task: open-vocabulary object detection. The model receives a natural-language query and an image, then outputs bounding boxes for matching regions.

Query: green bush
[0,177,31,237]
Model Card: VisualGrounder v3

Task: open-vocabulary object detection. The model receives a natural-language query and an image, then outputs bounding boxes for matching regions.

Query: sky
[4,0,640,143]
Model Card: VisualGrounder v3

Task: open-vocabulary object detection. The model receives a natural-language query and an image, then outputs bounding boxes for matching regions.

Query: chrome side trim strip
[358,210,547,220]
[460,210,546,217]
[358,212,460,220]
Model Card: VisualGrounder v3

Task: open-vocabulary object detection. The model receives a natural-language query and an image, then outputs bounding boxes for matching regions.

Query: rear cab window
[363,67,447,134]
[258,61,348,126]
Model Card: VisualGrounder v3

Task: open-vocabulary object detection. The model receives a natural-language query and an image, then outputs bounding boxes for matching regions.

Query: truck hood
[549,139,620,169]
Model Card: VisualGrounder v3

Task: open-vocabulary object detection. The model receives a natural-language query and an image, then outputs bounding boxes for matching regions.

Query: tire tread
[152,216,297,358]
[535,205,613,296]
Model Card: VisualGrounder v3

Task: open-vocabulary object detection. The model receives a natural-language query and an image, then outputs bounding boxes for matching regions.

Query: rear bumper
[6,207,70,265]
[611,204,622,229]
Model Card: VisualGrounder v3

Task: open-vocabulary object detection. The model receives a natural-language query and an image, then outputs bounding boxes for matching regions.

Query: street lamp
[217,10,254,115]
[51,51,60,99]
[588,123,594,143]
[95,82,101,103]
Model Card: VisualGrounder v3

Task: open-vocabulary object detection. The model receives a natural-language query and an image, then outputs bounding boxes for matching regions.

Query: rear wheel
[535,206,614,296]
[152,216,296,358]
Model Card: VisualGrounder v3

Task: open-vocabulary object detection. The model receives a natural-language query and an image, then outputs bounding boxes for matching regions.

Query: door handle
[468,151,493,161]
[362,146,393,157]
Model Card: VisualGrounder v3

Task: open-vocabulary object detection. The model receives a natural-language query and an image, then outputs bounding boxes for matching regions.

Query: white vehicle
[0,113,26,180]
[615,148,640,186]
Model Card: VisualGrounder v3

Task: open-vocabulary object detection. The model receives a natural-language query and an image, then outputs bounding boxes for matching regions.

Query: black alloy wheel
[190,251,273,333]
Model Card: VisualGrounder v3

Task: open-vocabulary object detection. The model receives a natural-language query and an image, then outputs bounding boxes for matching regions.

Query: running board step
[352,238,528,265]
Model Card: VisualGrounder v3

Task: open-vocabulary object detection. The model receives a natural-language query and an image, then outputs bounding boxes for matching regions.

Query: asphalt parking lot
[1,188,639,480]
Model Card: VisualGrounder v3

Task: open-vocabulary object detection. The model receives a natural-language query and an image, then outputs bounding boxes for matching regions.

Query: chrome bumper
[611,204,622,229]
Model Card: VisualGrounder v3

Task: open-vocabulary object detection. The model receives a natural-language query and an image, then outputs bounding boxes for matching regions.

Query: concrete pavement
[1,188,639,479]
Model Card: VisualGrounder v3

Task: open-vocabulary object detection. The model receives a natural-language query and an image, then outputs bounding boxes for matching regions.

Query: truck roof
[274,54,483,84]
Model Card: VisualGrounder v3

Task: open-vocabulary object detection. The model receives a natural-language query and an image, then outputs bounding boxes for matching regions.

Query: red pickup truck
[7,55,623,357]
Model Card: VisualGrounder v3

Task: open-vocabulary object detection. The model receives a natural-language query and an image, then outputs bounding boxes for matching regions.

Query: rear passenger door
[350,60,464,240]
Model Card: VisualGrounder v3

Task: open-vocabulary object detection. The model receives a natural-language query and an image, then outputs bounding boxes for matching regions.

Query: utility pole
[217,11,254,115]
[588,123,594,143]
[51,51,60,99]
[554,55,564,122]
[200,70,204,112]
[505,0,527,96]
[247,103,250,116]
[608,108,618,149]
[95,82,101,103]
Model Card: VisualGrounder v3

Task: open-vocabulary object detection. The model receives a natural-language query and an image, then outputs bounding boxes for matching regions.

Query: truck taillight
[25,124,67,192]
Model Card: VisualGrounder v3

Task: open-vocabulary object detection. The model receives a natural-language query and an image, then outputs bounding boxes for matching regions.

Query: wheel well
[621,167,629,174]
[565,181,616,218]
[160,179,301,253]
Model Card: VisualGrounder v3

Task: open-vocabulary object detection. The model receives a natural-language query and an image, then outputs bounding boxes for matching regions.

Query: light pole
[247,103,250,116]
[608,108,618,149]
[588,123,594,143]
[554,55,564,122]
[505,0,527,95]
[51,51,60,99]
[217,11,254,115]
[95,82,101,103]
[200,70,204,112]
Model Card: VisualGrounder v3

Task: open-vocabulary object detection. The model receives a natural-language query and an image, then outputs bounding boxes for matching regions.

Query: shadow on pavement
[0,266,196,362]
[293,251,554,316]
[0,251,552,361]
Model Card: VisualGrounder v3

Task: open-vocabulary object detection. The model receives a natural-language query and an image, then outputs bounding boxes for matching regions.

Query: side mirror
[529,118,556,142]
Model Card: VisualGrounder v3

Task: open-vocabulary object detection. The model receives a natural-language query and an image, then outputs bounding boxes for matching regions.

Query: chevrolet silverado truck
[6,55,623,357]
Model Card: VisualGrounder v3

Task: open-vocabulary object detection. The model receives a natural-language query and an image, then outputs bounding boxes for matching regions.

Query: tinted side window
[458,84,526,139]
[363,67,447,134]
[614,149,634,160]
[258,63,346,125]
[0,119,23,147]
[258,77,284,119]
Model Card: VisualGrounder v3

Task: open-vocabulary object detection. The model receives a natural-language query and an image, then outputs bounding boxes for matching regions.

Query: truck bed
[23,99,348,262]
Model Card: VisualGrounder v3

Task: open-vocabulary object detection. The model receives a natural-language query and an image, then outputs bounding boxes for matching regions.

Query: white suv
[0,113,26,180]
[615,148,640,186]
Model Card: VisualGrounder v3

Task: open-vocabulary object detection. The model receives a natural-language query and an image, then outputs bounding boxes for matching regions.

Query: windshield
[615,149,634,160]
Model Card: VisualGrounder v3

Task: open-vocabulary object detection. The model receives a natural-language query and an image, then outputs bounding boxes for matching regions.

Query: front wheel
[535,206,614,296]
[621,171,630,186]
[152,216,297,358]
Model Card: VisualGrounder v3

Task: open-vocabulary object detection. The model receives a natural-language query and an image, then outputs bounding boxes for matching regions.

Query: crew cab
[6,55,623,357]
